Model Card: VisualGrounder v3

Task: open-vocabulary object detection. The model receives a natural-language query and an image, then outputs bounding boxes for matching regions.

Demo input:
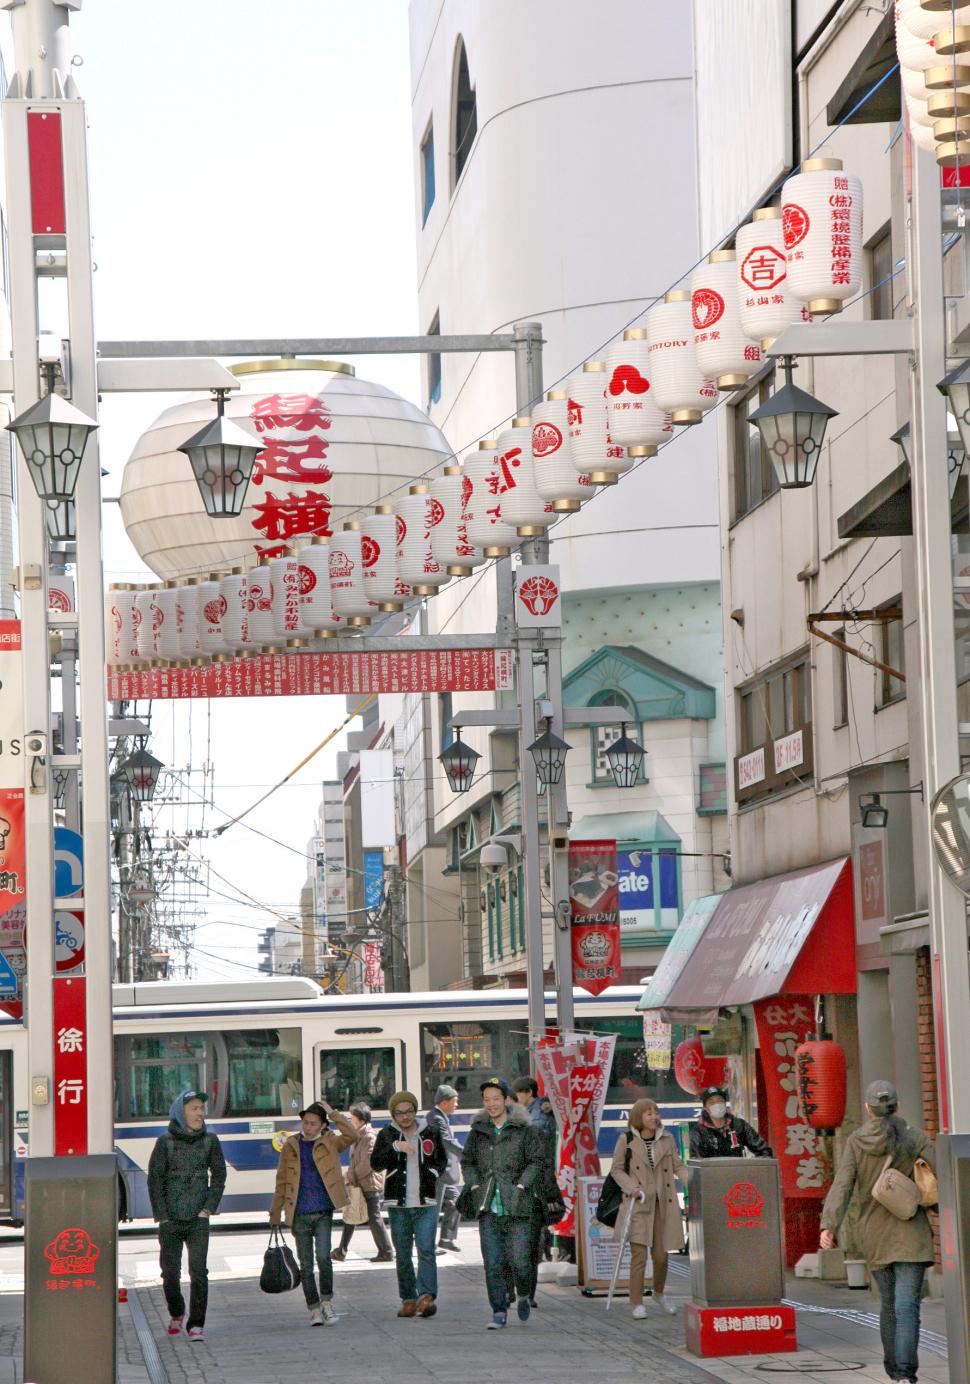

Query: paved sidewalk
[0,1233,951,1383]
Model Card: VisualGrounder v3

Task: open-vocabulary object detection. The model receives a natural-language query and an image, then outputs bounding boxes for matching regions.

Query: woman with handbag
[609,1098,687,1319]
[820,1080,937,1384]
[332,1104,393,1263]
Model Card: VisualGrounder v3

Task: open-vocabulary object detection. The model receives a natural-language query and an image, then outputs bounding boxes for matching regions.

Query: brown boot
[416,1294,437,1318]
[397,1300,418,1318]
[331,1248,347,1262]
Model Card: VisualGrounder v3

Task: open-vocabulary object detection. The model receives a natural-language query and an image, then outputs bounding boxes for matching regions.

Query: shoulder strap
[624,1132,633,1173]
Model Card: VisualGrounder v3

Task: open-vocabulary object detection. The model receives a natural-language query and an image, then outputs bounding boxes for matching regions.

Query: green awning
[570,810,679,844]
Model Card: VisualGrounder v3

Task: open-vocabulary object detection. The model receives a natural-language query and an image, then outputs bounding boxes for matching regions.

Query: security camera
[479,842,507,873]
[25,732,48,756]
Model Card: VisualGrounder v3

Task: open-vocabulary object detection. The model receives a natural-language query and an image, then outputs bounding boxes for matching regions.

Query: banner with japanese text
[535,1031,616,1237]
[0,621,24,1020]
[753,996,830,1198]
[568,839,621,997]
[53,975,87,1156]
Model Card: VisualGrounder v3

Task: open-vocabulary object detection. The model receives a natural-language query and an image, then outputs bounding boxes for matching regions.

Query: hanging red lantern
[701,1055,729,1091]
[794,1039,847,1131]
[673,1037,707,1096]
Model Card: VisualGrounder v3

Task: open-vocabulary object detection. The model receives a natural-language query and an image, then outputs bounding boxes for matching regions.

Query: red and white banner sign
[0,622,24,1020]
[53,975,87,1156]
[107,647,514,700]
[568,839,621,997]
[535,1031,616,1237]
[514,564,561,628]
[363,940,384,993]
[753,996,830,1199]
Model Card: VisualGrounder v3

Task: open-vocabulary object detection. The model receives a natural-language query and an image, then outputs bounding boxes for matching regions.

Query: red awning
[659,857,856,1021]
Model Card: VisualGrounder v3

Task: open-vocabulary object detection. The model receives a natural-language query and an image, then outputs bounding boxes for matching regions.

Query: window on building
[318,1045,397,1112]
[420,121,435,225]
[876,598,905,708]
[869,226,894,322]
[733,368,778,520]
[451,38,477,187]
[735,653,813,803]
[588,689,645,785]
[832,628,849,728]
[427,310,441,408]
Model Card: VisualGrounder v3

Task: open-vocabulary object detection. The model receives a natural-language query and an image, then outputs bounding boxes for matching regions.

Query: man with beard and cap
[689,1084,773,1160]
[148,1089,227,1341]
[371,1091,448,1319]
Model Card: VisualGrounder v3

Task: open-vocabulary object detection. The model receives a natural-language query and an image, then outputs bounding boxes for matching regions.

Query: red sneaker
[187,1326,204,1342]
[166,1317,183,1336]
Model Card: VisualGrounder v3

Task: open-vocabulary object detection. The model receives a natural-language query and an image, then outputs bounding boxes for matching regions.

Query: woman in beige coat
[610,1097,687,1318]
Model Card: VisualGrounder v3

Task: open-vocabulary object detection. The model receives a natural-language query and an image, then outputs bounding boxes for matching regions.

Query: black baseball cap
[481,1076,511,1097]
[699,1085,728,1103]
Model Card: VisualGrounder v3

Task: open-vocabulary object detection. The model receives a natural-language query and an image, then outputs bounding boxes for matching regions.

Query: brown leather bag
[913,1158,938,1208]
[871,1154,920,1221]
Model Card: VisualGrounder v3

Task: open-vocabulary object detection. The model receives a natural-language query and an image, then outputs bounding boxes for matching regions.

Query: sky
[65,1,421,980]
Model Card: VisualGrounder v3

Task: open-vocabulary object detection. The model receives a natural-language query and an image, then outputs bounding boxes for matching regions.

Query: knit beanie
[389,1090,419,1119]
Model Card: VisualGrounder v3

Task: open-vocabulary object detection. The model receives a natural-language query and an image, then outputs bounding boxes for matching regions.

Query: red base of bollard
[117,1287,128,1303]
[684,1303,797,1356]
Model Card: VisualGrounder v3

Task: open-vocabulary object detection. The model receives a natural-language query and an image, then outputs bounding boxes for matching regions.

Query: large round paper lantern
[297,538,343,637]
[361,506,406,611]
[397,486,449,595]
[783,157,863,314]
[155,582,180,662]
[464,440,517,555]
[497,418,554,535]
[177,579,203,663]
[673,1037,708,1096]
[120,360,455,580]
[532,390,596,512]
[430,465,482,574]
[245,560,278,651]
[736,208,808,351]
[692,250,763,390]
[647,291,719,426]
[198,575,228,658]
[794,1039,847,1132]
[270,549,302,643]
[604,330,671,459]
[328,524,373,626]
[219,567,248,655]
[134,586,156,665]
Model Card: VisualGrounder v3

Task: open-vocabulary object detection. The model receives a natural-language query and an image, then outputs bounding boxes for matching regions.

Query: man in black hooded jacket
[689,1085,773,1159]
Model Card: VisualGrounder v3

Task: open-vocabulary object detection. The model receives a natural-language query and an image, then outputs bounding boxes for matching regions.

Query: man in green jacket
[148,1089,227,1341]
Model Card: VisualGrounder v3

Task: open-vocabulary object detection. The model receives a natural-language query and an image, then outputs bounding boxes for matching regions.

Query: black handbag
[596,1133,632,1228]
[259,1228,302,1294]
[535,1175,566,1227]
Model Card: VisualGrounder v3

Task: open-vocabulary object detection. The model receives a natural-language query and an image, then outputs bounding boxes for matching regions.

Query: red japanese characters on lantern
[692,250,763,390]
[361,506,406,611]
[782,157,863,314]
[219,567,248,654]
[155,582,180,662]
[396,486,449,595]
[794,1039,847,1132]
[604,330,671,460]
[735,207,810,351]
[496,417,554,536]
[567,362,628,486]
[328,524,373,626]
[105,584,135,669]
[430,465,483,575]
[176,579,203,663]
[296,537,343,637]
[270,549,301,643]
[133,587,157,666]
[463,439,518,556]
[646,290,719,426]
[532,390,596,513]
[245,559,278,650]
[198,575,228,658]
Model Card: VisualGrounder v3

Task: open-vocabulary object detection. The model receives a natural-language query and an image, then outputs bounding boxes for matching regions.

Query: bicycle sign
[54,910,84,973]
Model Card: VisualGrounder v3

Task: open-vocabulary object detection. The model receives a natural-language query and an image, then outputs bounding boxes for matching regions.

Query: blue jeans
[292,1210,334,1307]
[479,1213,534,1312]
[871,1261,926,1381]
[388,1205,438,1302]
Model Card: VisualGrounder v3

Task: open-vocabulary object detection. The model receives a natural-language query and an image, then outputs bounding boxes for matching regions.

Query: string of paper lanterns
[896,0,970,166]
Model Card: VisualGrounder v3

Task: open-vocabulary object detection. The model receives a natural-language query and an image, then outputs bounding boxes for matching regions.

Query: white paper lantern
[297,538,343,637]
[532,391,597,512]
[567,363,626,486]
[430,466,483,574]
[906,98,940,150]
[198,575,228,658]
[462,440,518,555]
[361,506,406,611]
[328,524,373,625]
[106,584,135,668]
[269,549,302,644]
[134,587,157,664]
[155,582,180,662]
[783,157,863,314]
[177,579,204,663]
[899,0,970,43]
[736,209,809,350]
[604,331,672,460]
[219,567,248,654]
[245,560,278,650]
[691,250,763,390]
[496,418,554,535]
[646,291,719,426]
[397,486,449,594]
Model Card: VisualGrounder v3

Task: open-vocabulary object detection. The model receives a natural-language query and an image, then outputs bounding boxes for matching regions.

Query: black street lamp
[748,356,837,488]
[178,389,265,518]
[118,748,164,804]
[890,418,965,498]
[439,731,481,794]
[604,723,646,789]
[6,366,99,506]
[528,725,570,786]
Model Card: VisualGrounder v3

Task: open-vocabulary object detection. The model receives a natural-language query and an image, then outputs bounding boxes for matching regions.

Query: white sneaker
[632,1305,648,1320]
[309,1307,323,1327]
[654,1294,677,1315]
[321,1302,337,1325]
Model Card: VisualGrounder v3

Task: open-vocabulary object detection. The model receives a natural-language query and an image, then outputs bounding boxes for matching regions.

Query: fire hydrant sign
[108,647,514,700]
[514,564,561,628]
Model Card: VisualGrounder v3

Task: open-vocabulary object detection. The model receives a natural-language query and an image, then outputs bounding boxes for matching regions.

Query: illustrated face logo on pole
[44,1227,100,1275]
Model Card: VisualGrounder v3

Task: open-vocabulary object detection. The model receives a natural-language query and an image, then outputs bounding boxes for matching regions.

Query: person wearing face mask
[689,1085,773,1160]
[610,1098,687,1318]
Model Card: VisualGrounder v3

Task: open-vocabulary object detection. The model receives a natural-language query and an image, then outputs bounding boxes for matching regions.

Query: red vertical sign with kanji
[753,996,829,1198]
[53,976,87,1156]
[569,839,621,996]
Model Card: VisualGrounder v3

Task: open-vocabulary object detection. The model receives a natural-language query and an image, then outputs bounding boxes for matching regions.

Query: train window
[419,1019,531,1108]
[114,1028,303,1121]
[573,1016,695,1104]
[318,1046,396,1112]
